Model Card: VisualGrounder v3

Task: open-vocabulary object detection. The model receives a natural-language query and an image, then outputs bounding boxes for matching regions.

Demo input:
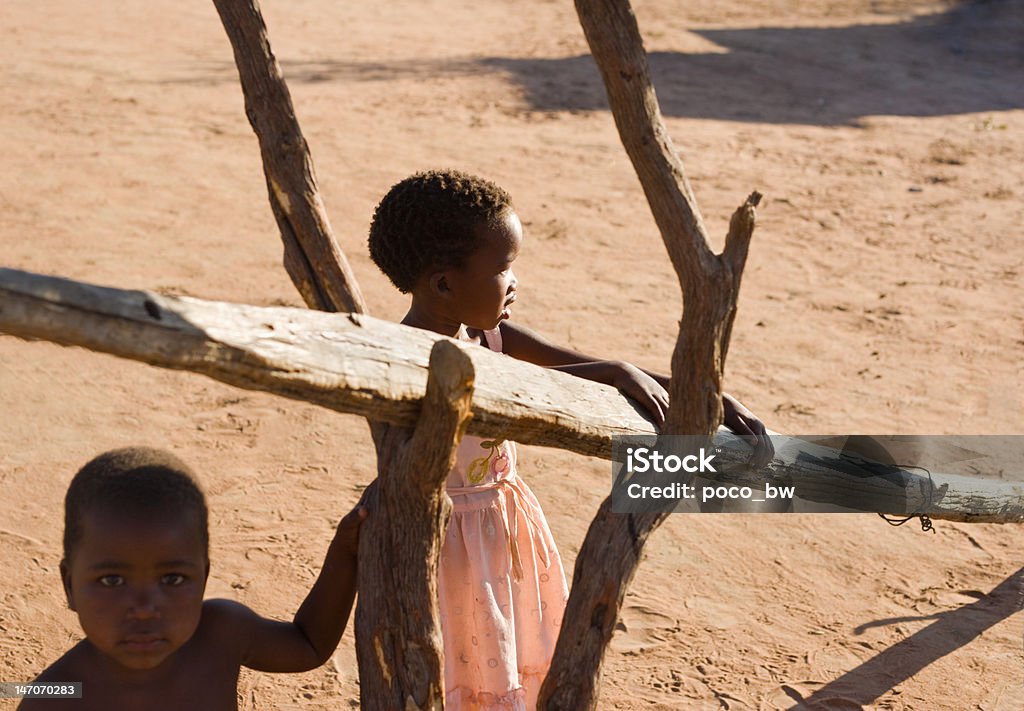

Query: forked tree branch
[540,1,765,706]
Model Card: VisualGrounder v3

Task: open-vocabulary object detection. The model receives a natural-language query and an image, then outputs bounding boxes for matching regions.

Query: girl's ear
[429,271,451,297]
[59,559,76,611]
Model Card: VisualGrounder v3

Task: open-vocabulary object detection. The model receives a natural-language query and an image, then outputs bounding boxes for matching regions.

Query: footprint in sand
[805,642,866,679]
[684,594,746,630]
[610,603,679,653]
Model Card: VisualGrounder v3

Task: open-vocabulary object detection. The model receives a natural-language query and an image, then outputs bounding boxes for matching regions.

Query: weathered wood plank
[708,431,1024,523]
[2,267,1021,524]
[0,267,653,457]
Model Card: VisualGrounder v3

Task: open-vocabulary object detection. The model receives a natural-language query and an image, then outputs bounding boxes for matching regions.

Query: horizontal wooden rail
[2,267,1021,522]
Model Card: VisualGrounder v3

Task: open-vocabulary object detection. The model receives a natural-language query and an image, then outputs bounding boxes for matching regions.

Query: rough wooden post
[355,340,476,709]
[539,1,761,707]
[212,0,367,314]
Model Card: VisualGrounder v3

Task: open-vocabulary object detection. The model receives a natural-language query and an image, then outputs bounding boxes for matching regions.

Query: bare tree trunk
[540,2,761,707]
[355,340,475,709]
[212,0,366,314]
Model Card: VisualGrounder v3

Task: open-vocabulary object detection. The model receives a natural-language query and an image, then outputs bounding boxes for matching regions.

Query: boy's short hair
[63,447,209,561]
[368,169,513,293]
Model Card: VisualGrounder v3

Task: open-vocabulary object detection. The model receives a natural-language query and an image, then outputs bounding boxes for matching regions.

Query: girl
[368,170,771,710]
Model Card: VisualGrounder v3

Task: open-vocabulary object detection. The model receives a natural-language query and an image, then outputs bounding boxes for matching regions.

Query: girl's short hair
[63,447,209,561]
[368,169,513,293]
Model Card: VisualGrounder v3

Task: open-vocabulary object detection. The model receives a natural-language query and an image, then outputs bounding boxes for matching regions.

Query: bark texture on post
[355,340,475,709]
[572,0,758,432]
[212,0,367,314]
[540,1,762,707]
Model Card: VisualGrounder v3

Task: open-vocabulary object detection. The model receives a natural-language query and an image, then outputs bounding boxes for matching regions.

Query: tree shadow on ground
[480,0,1023,125]
[785,566,1024,708]
[173,1,1022,125]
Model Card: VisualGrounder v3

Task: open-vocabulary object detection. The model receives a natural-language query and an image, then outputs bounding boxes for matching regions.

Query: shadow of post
[164,2,1023,126]
[791,566,1024,708]
[482,0,1024,125]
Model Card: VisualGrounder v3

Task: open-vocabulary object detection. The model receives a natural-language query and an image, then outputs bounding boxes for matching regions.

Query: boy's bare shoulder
[201,597,259,633]
[194,598,260,658]
[17,643,89,711]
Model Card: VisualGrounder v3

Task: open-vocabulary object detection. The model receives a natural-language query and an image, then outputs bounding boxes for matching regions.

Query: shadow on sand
[787,566,1024,708]
[481,0,1023,125]
[175,0,1023,126]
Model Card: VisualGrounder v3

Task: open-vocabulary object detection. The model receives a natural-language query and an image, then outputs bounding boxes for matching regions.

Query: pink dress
[439,328,569,710]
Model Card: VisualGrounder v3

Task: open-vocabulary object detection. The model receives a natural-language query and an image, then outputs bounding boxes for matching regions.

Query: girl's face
[445,209,522,330]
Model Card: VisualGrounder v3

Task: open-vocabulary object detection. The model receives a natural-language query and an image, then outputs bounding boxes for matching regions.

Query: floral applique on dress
[466,439,510,484]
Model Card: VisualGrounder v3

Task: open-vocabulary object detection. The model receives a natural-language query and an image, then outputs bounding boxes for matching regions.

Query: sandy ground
[2,0,1022,708]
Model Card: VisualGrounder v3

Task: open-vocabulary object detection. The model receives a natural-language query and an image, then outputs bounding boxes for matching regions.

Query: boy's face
[61,509,208,672]
[446,209,522,330]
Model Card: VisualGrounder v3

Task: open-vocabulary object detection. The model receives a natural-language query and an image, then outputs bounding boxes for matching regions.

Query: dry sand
[1,0,1022,708]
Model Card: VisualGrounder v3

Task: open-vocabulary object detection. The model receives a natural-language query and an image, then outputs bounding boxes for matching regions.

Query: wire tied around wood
[878,465,937,533]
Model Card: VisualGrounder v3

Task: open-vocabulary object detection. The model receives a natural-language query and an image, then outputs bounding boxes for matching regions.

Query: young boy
[20,447,366,710]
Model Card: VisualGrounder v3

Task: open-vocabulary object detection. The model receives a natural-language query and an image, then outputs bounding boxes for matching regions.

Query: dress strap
[482,326,503,354]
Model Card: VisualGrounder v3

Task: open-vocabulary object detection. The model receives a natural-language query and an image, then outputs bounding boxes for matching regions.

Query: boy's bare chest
[84,666,239,711]
[71,642,241,711]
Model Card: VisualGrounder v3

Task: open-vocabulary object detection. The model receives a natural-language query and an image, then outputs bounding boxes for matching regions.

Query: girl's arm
[500,322,774,465]
[499,321,669,425]
[499,321,604,366]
